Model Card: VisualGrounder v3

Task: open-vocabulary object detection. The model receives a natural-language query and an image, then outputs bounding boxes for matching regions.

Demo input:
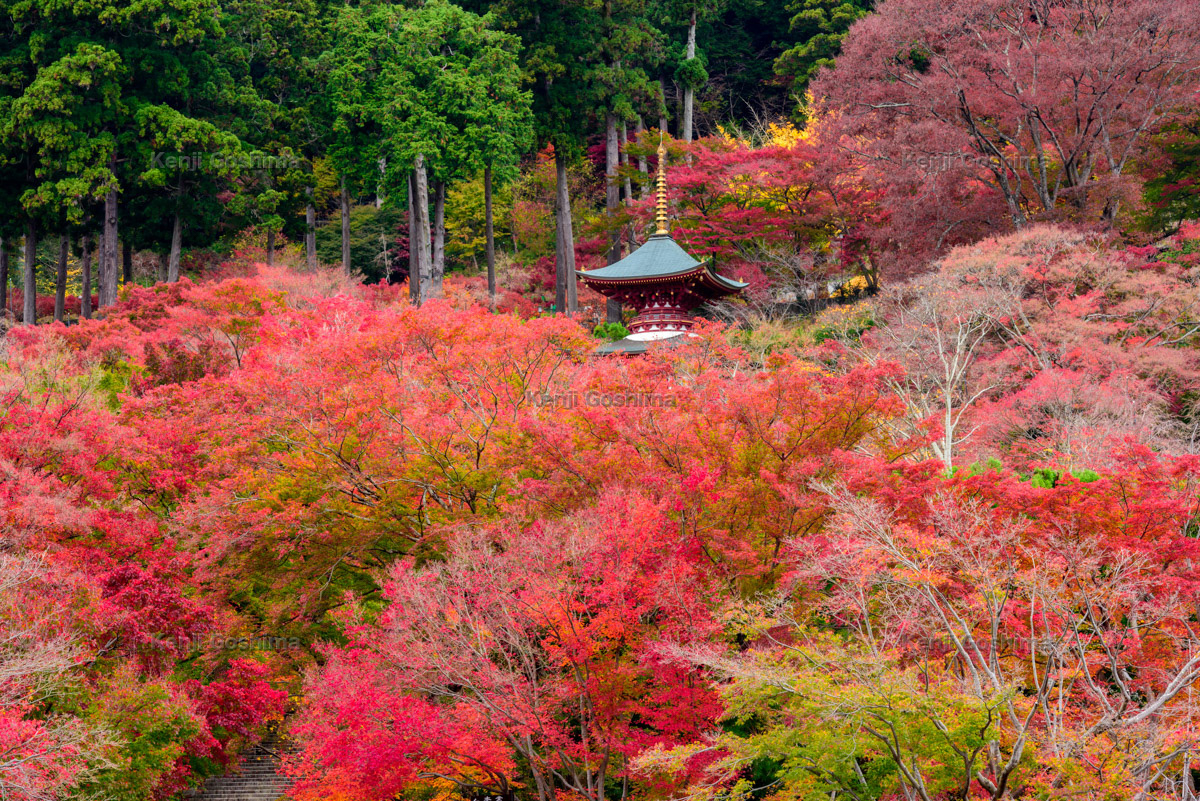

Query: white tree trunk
[636,116,649,199]
[408,172,419,303]
[413,154,433,304]
[376,156,386,209]
[683,10,697,143]
[168,212,182,283]
[605,114,622,324]
[101,187,119,307]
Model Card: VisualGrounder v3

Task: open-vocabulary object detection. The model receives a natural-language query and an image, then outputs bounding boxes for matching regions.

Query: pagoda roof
[577,234,747,293]
[595,338,651,355]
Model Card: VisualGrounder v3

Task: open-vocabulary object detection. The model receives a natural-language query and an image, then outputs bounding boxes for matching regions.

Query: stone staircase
[189,739,294,801]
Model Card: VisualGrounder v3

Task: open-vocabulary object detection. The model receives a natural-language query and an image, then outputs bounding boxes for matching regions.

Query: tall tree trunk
[54,235,68,322]
[554,147,577,315]
[157,252,168,283]
[266,229,275,266]
[80,235,92,319]
[23,219,37,324]
[605,113,621,247]
[0,237,8,317]
[659,78,671,138]
[623,121,639,250]
[379,227,390,283]
[376,157,386,209]
[413,154,433,304]
[636,117,650,199]
[675,80,685,139]
[408,172,419,303]
[682,8,697,143]
[305,187,317,271]
[97,222,107,307]
[101,163,119,308]
[167,176,183,283]
[484,165,496,311]
[605,113,623,324]
[168,211,182,282]
[431,179,445,298]
[100,155,118,306]
[340,178,352,276]
[121,240,132,285]
[621,120,633,204]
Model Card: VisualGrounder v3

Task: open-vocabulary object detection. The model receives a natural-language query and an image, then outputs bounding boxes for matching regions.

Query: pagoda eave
[578,265,744,300]
[576,266,706,287]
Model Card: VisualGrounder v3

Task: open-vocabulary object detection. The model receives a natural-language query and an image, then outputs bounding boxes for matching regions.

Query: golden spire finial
[655,135,669,236]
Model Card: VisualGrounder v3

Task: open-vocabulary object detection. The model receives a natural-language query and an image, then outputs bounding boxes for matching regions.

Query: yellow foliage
[716,120,806,149]
[831,275,870,299]
[715,123,741,145]
[765,122,803,149]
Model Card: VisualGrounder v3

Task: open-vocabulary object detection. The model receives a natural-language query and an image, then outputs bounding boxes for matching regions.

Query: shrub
[593,321,629,341]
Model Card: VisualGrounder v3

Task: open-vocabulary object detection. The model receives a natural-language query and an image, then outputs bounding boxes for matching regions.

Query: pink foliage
[869,224,1200,467]
[813,0,1200,274]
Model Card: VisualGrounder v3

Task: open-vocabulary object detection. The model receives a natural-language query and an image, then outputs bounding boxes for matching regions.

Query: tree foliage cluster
[4,1,1200,799]
[0,0,863,325]
[1,218,1198,797]
[4,0,1200,326]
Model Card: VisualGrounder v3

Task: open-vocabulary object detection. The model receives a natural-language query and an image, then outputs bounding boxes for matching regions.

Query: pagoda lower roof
[577,234,747,294]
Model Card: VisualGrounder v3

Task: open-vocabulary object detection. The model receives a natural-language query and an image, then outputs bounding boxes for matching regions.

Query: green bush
[1020,467,1101,488]
[82,676,204,801]
[593,321,629,341]
[960,458,1004,477]
[1029,468,1061,488]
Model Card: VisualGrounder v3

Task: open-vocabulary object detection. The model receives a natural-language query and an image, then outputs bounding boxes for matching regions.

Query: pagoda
[578,142,745,353]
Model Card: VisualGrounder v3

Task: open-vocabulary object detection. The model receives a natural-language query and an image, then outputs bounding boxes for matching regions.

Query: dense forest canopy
[3,1,1200,800]
[0,0,889,318]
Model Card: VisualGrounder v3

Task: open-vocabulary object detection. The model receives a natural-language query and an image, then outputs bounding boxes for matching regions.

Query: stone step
[188,737,295,801]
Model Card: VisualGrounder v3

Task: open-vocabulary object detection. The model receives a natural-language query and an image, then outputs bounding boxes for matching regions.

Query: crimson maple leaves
[3,233,1200,800]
